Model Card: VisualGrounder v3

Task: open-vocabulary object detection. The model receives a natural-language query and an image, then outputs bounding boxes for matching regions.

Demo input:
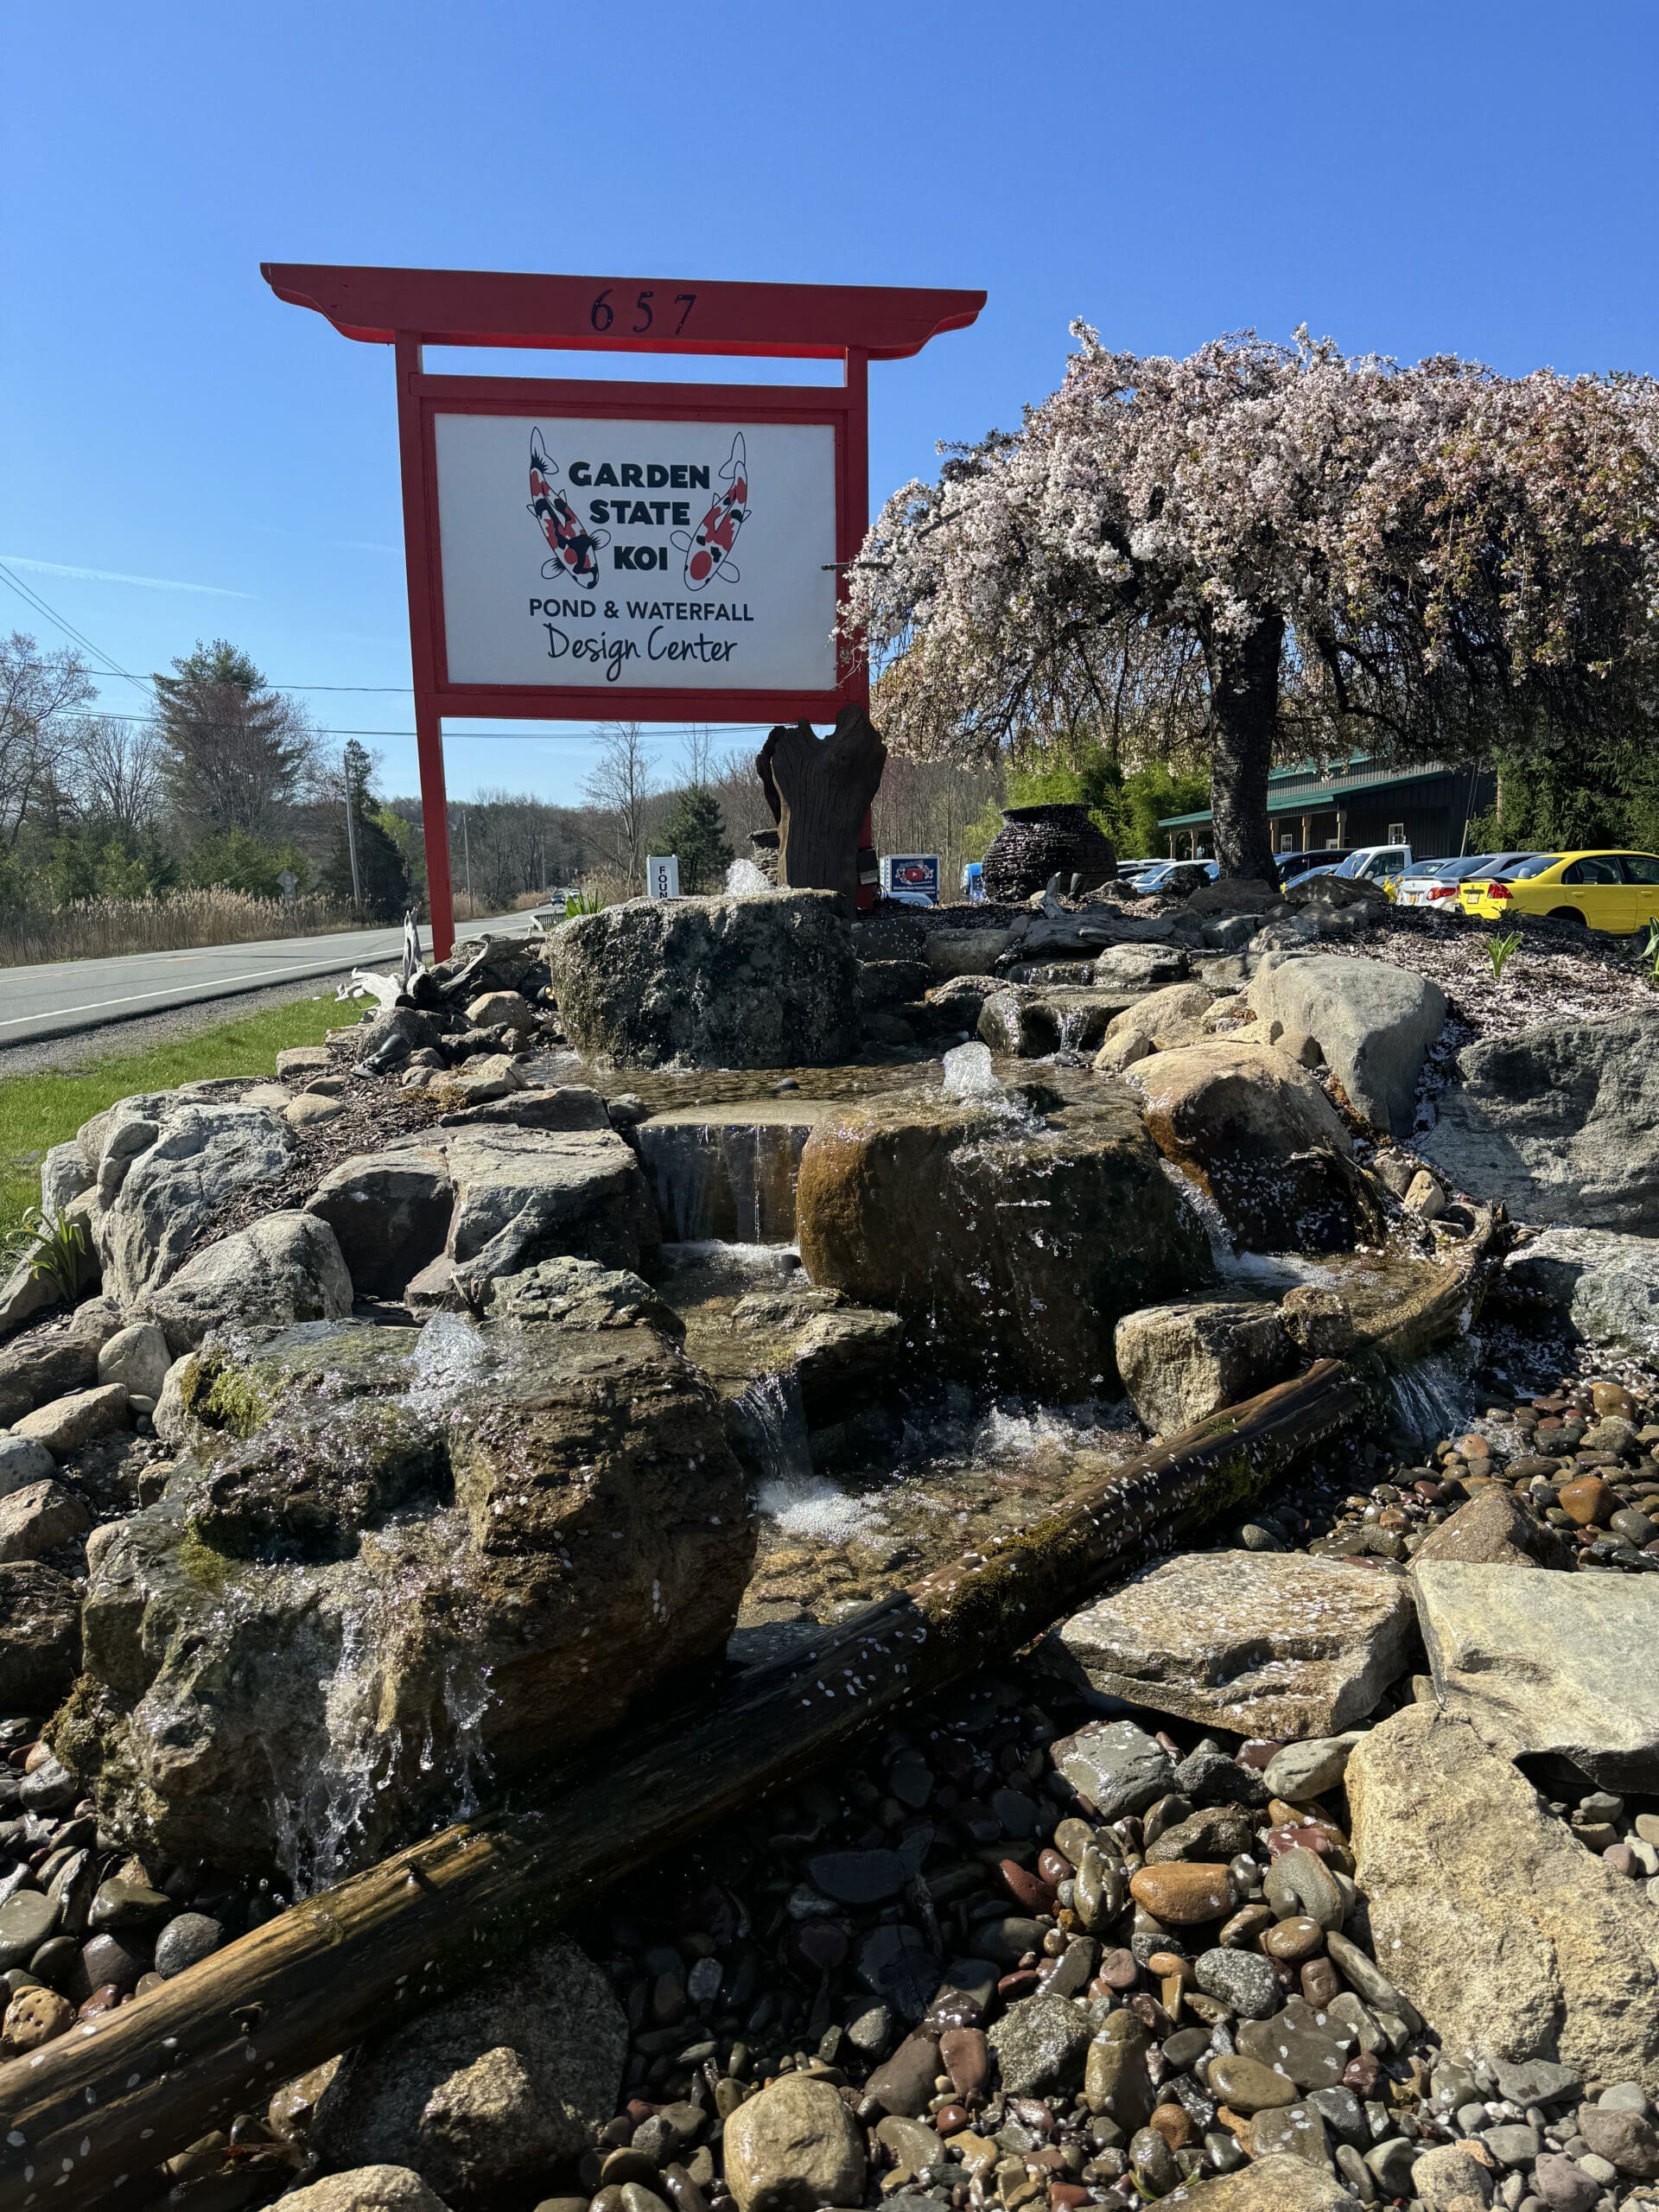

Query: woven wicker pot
[980,804,1116,904]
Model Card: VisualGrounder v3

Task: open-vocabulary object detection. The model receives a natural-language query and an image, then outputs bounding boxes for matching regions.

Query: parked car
[1395,852,1537,908]
[1274,847,1354,884]
[1132,858,1220,892]
[1297,843,1412,887]
[1459,849,1659,932]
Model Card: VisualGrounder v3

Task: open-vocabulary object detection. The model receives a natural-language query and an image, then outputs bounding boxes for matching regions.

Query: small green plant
[4,1206,89,1303]
[1640,922,1659,982]
[1485,930,1523,985]
[563,887,604,918]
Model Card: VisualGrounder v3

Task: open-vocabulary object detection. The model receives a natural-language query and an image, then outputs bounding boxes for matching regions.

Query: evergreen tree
[153,639,314,844]
[659,786,733,893]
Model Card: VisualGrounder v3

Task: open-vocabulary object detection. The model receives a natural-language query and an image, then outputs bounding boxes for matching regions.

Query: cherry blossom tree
[849,328,1659,880]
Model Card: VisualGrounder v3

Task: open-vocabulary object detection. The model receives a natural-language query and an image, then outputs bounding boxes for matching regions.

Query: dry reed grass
[0,888,362,967]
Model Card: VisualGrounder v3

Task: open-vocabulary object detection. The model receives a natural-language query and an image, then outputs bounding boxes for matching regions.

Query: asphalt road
[0,913,533,1049]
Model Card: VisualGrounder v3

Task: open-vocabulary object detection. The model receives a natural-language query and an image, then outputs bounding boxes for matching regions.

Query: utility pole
[342,746,363,912]
[461,806,474,916]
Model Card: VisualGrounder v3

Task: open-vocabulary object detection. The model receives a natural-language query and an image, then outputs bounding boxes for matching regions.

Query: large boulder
[1114,1301,1294,1435]
[1247,954,1447,1136]
[306,1148,456,1299]
[795,1077,1209,1398]
[0,1560,81,1711]
[547,890,858,1069]
[1413,1562,1659,1790]
[1092,981,1219,1072]
[1417,1014,1659,1230]
[276,2171,452,2212]
[143,1211,354,1357]
[442,1127,658,1300]
[1053,1552,1415,1737]
[1128,1039,1363,1252]
[1497,1225,1659,1360]
[82,1091,295,1306]
[55,1309,752,1872]
[1346,1706,1659,2093]
[309,1936,625,2203]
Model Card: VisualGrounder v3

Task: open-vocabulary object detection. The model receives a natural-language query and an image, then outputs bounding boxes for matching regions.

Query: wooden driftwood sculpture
[756,705,887,911]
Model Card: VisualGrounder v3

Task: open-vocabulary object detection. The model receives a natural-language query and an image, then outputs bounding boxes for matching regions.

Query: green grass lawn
[1,995,343,1249]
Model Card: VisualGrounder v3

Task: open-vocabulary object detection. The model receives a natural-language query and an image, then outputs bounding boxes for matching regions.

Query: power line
[0,559,764,739]
[77,709,764,743]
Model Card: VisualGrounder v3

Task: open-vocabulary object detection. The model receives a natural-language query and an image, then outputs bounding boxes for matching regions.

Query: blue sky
[5,0,1657,805]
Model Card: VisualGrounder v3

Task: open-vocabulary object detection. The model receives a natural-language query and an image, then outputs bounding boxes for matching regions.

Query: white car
[1299,843,1412,887]
[1395,852,1536,909]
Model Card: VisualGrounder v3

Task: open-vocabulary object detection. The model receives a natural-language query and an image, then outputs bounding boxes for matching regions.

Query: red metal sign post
[263,265,985,957]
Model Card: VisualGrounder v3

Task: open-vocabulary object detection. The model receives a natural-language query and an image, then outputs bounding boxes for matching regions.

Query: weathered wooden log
[756,707,887,911]
[0,1358,1363,2209]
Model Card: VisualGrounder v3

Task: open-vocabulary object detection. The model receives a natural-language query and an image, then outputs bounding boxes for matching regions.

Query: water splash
[737,1370,883,1541]
[267,1573,494,1895]
[404,1311,493,1417]
[659,1238,804,1287]
[726,857,774,896]
[942,1040,1004,1101]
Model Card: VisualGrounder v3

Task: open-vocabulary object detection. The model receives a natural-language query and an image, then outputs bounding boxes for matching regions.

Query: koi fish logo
[528,429,608,588]
[672,433,749,591]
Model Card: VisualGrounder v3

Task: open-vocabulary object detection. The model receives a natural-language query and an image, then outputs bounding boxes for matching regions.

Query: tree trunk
[756,707,887,912]
[1208,615,1284,880]
[0,1362,1362,2209]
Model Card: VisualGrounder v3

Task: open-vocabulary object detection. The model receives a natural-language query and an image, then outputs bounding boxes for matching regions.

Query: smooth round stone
[153,1911,225,1979]
[1161,2026,1211,2072]
[26,1935,78,1990]
[1205,2054,1298,2114]
[0,1891,60,1970]
[1481,2121,1541,2166]
[1128,1863,1235,1926]
[1052,1818,1098,1869]
[1194,1947,1280,2020]
[1262,1916,1325,1964]
[1558,1475,1614,1527]
[1218,1904,1275,1950]
[1128,2126,1180,2195]
[89,1878,173,1932]
[1146,2101,1193,2151]
[79,1933,146,1993]
[1611,1508,1658,1547]
[1598,2081,1652,2114]
[1299,1957,1340,2009]
[1532,2151,1603,2210]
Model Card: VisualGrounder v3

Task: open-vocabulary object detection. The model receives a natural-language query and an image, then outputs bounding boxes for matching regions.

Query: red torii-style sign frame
[261,264,985,957]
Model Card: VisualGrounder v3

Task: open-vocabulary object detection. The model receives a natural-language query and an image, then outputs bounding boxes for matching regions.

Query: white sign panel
[645,855,681,899]
[434,413,838,691]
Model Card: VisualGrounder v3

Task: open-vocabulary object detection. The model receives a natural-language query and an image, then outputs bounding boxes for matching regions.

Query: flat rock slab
[1413,1562,1659,1791]
[1346,1705,1659,2093]
[1052,1552,1415,1738]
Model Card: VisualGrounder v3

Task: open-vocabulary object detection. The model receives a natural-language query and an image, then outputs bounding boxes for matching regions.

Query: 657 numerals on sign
[589,288,697,337]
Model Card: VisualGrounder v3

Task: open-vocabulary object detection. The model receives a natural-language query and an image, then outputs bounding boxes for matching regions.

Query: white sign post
[433,415,838,694]
[645,855,681,899]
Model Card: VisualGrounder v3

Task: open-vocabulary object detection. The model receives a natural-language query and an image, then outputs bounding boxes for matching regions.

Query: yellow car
[1459,849,1659,932]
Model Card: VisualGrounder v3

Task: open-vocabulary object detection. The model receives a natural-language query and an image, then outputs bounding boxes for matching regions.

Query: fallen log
[0,1358,1364,2209]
